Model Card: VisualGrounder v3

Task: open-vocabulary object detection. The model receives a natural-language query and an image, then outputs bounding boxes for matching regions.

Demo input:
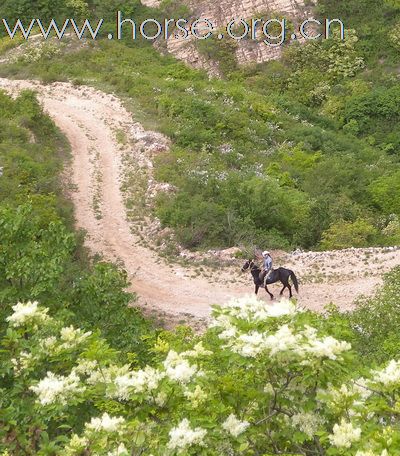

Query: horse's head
[241,259,254,272]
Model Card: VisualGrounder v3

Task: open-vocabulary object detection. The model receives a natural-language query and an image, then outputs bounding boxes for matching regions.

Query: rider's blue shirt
[263,256,272,270]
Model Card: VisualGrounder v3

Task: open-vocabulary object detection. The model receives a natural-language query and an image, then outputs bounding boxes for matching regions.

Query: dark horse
[241,259,299,299]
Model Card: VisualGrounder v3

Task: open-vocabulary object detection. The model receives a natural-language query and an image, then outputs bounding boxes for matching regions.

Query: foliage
[349,266,400,364]
[0,202,75,301]
[369,171,400,216]
[385,0,400,7]
[0,0,400,250]
[69,262,152,357]
[0,1,399,250]
[320,219,378,250]
[196,35,238,77]
[0,0,88,26]
[0,35,24,55]
[0,90,153,356]
[2,296,400,455]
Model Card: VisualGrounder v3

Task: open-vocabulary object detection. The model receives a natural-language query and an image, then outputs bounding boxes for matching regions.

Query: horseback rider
[260,250,273,285]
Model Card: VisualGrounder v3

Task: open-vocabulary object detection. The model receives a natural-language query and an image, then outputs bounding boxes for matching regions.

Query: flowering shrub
[1,296,400,455]
[13,41,64,64]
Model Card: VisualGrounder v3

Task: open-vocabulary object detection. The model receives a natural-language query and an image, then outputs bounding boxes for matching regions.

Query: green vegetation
[2,2,400,454]
[0,90,153,357]
[3,293,400,455]
[1,0,399,251]
[196,34,238,76]
[349,266,400,363]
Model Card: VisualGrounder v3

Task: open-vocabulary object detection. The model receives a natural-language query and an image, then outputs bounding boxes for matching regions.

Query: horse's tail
[290,271,299,293]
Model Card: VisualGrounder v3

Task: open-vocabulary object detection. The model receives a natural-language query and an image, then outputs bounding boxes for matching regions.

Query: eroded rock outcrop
[142,0,310,75]
[140,0,162,7]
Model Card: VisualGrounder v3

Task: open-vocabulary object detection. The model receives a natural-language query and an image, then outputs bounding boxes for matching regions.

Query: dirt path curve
[0,78,251,319]
[1,78,399,322]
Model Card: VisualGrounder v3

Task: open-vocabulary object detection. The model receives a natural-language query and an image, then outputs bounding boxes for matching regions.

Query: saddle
[259,269,273,284]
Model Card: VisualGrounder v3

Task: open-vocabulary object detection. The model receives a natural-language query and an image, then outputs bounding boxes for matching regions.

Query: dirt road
[1,78,399,322]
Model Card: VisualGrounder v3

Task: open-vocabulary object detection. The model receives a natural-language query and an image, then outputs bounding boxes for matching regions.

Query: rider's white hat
[262,250,270,256]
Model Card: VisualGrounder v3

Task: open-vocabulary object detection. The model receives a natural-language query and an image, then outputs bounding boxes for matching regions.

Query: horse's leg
[287,284,293,298]
[265,285,274,300]
[255,284,259,295]
[280,284,286,295]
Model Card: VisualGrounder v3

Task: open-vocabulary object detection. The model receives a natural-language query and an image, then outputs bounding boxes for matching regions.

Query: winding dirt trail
[1,78,399,322]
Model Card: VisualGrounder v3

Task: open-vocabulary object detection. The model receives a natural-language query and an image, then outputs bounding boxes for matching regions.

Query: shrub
[320,219,378,250]
[2,296,400,455]
[0,202,75,303]
[369,171,400,216]
[70,262,152,358]
[350,266,400,363]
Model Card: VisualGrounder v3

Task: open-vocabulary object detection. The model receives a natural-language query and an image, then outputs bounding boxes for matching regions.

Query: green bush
[0,90,154,356]
[349,267,400,363]
[70,263,152,358]
[369,171,400,216]
[2,296,400,455]
[320,219,378,250]
[0,202,75,303]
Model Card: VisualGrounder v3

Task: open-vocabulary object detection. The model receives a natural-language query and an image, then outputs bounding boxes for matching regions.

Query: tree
[0,202,75,301]
[2,296,400,455]
[320,219,377,250]
[369,171,400,216]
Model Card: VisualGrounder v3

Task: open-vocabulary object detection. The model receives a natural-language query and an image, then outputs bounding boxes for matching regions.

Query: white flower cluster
[182,342,213,358]
[61,325,92,345]
[211,296,350,361]
[372,360,400,386]
[113,366,165,400]
[72,359,98,376]
[86,364,164,401]
[30,371,85,405]
[355,450,388,456]
[163,350,200,384]
[290,412,323,439]
[167,419,207,451]
[7,301,50,328]
[319,379,372,415]
[184,385,208,407]
[212,295,298,325]
[224,324,350,361]
[154,391,168,407]
[107,443,129,456]
[211,313,237,341]
[264,383,274,395]
[62,434,88,456]
[222,414,250,437]
[11,351,34,375]
[328,419,361,448]
[64,415,126,455]
[48,343,203,406]
[41,326,92,355]
[300,326,352,360]
[86,413,125,433]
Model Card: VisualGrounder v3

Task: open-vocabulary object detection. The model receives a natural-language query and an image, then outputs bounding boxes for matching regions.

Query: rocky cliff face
[143,0,309,75]
[200,0,307,65]
[186,0,304,24]
[141,0,162,7]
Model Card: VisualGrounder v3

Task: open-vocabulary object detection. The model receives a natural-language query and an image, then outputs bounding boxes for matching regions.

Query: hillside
[1,0,400,255]
[2,2,400,455]
[162,0,310,75]
[1,77,398,327]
